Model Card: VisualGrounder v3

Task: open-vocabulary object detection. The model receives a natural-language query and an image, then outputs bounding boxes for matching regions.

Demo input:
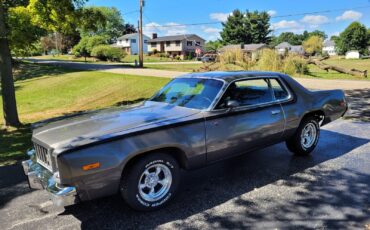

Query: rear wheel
[120,153,180,211]
[286,117,320,156]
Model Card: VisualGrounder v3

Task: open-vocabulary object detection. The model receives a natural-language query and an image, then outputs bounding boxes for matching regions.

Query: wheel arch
[301,110,325,126]
[121,147,188,177]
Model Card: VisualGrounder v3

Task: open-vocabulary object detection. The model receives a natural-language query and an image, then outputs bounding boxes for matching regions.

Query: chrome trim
[148,76,227,112]
[22,149,78,207]
[211,75,294,111]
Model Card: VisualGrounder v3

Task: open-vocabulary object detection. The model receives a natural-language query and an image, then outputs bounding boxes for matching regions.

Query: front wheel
[286,117,320,156]
[120,153,180,211]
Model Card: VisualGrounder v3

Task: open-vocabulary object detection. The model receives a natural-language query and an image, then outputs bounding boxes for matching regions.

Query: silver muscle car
[22,71,347,211]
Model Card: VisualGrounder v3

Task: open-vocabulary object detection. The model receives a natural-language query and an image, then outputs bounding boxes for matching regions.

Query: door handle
[271,110,280,115]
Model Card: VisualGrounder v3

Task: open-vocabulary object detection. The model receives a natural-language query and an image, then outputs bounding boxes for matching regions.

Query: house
[346,50,360,59]
[244,43,267,60]
[220,43,267,60]
[114,33,150,55]
[276,42,304,55]
[323,40,337,56]
[148,34,205,59]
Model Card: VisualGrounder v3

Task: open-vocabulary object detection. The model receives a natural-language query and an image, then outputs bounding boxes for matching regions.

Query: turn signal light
[82,162,100,171]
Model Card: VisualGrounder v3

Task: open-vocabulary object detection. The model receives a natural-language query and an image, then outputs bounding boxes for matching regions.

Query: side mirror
[227,100,239,110]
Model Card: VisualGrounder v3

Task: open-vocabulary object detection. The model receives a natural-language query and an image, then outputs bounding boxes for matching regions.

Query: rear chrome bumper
[22,149,78,207]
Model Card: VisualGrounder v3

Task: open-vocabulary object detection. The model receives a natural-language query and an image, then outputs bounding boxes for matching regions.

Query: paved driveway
[0,119,369,230]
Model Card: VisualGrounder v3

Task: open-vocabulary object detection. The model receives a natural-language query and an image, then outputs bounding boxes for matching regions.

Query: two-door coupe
[22,71,347,211]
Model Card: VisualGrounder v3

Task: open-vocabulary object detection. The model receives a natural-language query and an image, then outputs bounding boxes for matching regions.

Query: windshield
[150,78,224,110]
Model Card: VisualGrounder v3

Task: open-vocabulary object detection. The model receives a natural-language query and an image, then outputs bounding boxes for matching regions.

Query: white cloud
[272,20,303,30]
[210,13,230,22]
[203,27,221,34]
[301,15,329,25]
[336,10,362,21]
[202,26,221,41]
[143,22,188,36]
[267,10,277,17]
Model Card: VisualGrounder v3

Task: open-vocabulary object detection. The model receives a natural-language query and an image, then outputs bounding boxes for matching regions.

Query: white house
[323,40,337,56]
[345,50,360,59]
[114,33,150,55]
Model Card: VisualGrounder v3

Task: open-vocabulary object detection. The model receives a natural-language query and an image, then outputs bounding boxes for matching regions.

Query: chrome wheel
[138,164,172,202]
[300,123,317,149]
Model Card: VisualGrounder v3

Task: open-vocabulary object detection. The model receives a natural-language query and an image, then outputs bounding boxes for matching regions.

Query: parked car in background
[199,53,217,62]
[22,71,347,211]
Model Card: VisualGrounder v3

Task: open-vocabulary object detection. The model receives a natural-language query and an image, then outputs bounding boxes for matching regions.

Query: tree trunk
[308,59,368,78]
[0,3,21,127]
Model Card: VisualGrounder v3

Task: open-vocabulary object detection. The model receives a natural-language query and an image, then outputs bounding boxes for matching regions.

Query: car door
[205,77,287,162]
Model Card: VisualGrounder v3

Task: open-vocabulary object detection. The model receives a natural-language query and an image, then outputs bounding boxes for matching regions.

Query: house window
[166,41,171,47]
[126,39,128,42]
[131,39,136,43]
[151,42,157,48]
[187,41,193,46]
[144,40,147,44]
[175,41,181,47]
[195,41,201,46]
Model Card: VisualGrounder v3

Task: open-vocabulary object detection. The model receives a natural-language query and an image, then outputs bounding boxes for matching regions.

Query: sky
[87,0,370,41]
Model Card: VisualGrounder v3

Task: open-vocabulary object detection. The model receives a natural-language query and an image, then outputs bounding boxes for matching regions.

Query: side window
[217,78,274,109]
[270,79,289,100]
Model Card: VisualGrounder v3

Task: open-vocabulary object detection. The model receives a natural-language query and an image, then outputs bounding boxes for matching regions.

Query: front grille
[34,143,54,171]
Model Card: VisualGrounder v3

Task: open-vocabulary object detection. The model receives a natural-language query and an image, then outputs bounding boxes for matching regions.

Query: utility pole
[138,0,144,67]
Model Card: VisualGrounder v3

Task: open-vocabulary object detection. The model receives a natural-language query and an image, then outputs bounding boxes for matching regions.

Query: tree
[0,0,86,127]
[303,35,323,56]
[220,9,272,45]
[7,6,46,57]
[72,35,108,59]
[273,32,302,46]
[78,6,135,43]
[220,10,251,44]
[0,2,20,126]
[246,11,272,44]
[336,22,368,55]
[205,40,223,53]
[304,30,327,40]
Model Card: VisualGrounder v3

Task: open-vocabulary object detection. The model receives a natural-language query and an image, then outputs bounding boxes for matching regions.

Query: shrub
[72,36,108,57]
[283,54,309,75]
[91,45,125,61]
[218,48,256,70]
[256,49,282,72]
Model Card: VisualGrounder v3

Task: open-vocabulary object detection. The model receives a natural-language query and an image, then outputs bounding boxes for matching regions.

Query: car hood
[32,101,201,153]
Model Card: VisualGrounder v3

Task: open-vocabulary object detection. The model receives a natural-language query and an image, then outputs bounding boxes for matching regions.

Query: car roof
[177,71,283,83]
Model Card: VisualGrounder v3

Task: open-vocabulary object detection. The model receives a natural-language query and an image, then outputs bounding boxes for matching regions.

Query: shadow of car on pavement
[59,129,369,229]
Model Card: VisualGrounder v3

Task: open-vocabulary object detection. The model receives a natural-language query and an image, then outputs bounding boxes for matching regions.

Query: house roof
[148,34,205,42]
[290,45,304,53]
[244,43,266,51]
[117,33,150,41]
[323,40,336,47]
[220,43,267,52]
[276,42,292,49]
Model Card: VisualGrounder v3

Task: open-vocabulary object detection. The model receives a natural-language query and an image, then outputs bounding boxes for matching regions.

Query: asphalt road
[25,58,370,90]
[0,119,369,230]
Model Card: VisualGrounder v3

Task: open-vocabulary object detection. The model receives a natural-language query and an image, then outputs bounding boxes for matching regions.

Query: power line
[140,5,370,29]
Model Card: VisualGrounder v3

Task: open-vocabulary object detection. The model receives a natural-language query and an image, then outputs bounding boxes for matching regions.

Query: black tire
[286,117,320,156]
[120,153,180,211]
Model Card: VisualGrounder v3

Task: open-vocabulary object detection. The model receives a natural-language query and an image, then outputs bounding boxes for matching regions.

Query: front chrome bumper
[22,149,78,207]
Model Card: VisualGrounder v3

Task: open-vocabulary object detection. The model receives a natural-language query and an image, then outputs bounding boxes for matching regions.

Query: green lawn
[122,55,194,63]
[144,63,204,72]
[0,63,170,165]
[33,54,194,63]
[324,57,370,71]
